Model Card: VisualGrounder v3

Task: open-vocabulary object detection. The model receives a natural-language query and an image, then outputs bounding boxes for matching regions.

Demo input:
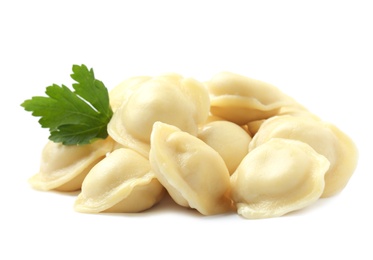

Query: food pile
[22,65,358,219]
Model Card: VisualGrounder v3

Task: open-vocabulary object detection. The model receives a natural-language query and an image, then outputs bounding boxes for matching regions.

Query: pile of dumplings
[29,72,358,219]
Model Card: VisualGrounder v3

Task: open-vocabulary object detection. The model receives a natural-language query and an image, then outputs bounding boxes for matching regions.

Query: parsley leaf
[21,64,113,145]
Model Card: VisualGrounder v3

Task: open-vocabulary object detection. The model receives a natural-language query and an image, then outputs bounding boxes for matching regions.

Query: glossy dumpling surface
[109,76,151,112]
[231,138,330,219]
[149,122,233,215]
[249,115,358,197]
[29,137,115,191]
[206,72,295,124]
[198,120,251,175]
[108,73,210,157]
[74,148,165,213]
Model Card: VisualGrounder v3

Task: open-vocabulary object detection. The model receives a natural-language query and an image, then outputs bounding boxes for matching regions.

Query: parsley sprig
[21,64,113,145]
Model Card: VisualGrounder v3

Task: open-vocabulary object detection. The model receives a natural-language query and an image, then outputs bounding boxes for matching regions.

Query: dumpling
[149,121,233,215]
[246,105,320,136]
[206,71,296,125]
[198,120,251,175]
[231,138,330,219]
[202,114,225,124]
[109,76,151,112]
[246,119,265,136]
[249,115,358,197]
[108,73,210,157]
[29,137,115,191]
[74,148,165,213]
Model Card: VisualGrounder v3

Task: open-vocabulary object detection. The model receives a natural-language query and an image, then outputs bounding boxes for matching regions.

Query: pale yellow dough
[149,122,233,215]
[74,148,165,213]
[249,115,358,197]
[28,70,359,219]
[246,106,319,136]
[108,73,210,157]
[231,138,330,219]
[198,120,251,175]
[109,76,151,112]
[28,137,115,191]
[206,71,297,124]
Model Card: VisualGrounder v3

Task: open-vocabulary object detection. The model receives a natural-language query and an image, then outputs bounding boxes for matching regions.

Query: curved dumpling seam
[28,137,115,191]
[231,138,330,219]
[149,121,233,215]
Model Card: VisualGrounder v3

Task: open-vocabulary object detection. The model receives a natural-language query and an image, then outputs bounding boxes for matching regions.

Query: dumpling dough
[198,120,251,175]
[249,115,358,197]
[206,71,297,125]
[231,138,330,219]
[246,106,319,136]
[109,76,151,112]
[74,148,165,213]
[108,73,210,157]
[29,137,115,191]
[149,121,233,215]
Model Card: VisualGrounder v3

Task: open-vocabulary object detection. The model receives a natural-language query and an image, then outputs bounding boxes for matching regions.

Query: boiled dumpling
[109,76,151,112]
[245,119,265,136]
[206,71,296,125]
[108,73,210,157]
[74,148,165,213]
[29,137,115,191]
[231,138,330,219]
[198,120,251,175]
[249,115,358,197]
[149,121,233,215]
[246,106,319,136]
[202,114,225,124]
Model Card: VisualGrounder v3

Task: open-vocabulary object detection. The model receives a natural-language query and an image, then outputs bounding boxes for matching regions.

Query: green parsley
[21,64,113,145]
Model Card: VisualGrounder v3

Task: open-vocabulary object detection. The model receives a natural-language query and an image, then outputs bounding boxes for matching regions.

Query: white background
[1,0,372,259]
